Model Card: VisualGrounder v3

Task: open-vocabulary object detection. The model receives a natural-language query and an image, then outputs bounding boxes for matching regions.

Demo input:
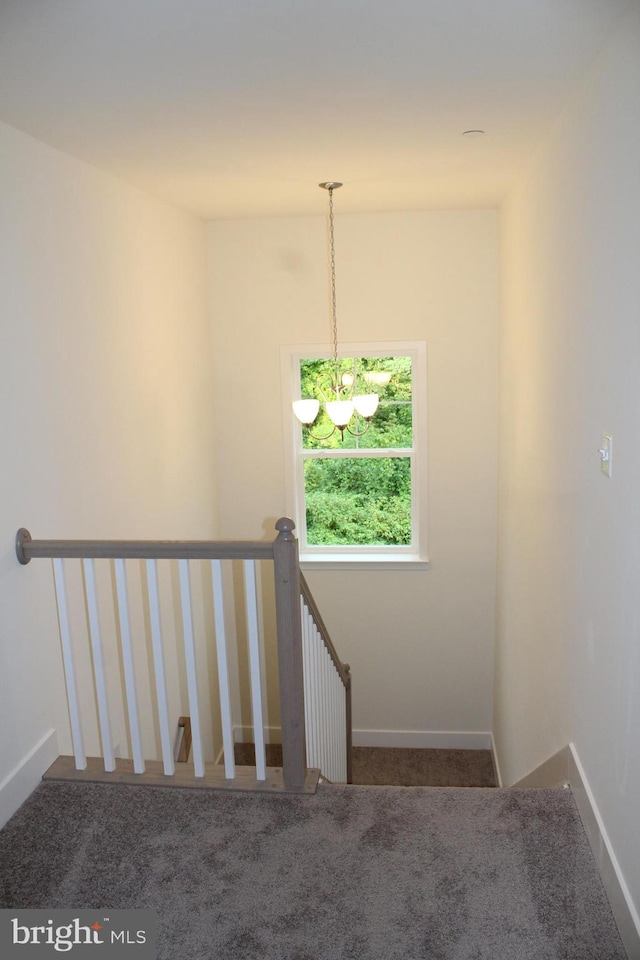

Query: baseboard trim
[512,745,570,789]
[214,726,285,764]
[232,727,493,752]
[352,729,493,750]
[569,743,640,959]
[0,728,58,829]
[234,725,282,745]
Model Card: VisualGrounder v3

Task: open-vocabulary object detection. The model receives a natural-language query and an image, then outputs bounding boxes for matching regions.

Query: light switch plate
[599,434,613,478]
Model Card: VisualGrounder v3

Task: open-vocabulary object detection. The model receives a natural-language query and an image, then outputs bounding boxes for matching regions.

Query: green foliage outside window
[300,356,412,450]
[305,457,412,545]
[299,356,413,547]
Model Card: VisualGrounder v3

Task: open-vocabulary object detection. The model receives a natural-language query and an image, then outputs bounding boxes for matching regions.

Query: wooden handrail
[15,528,274,564]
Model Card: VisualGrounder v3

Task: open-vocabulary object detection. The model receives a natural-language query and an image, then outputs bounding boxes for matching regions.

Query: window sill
[300,554,430,571]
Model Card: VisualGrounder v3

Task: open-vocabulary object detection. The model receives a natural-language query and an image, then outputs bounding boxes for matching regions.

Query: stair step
[352,746,497,787]
[234,744,497,787]
[234,742,283,767]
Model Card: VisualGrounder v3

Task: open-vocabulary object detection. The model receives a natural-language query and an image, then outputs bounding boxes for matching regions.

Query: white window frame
[280,340,429,569]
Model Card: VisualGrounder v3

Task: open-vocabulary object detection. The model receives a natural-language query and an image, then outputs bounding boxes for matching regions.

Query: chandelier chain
[328,186,339,386]
[291,180,377,441]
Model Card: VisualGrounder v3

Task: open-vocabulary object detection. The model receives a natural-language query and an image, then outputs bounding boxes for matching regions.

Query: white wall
[207,210,500,744]
[496,0,640,914]
[0,121,217,825]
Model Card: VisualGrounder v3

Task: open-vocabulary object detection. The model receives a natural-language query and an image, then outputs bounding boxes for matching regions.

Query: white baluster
[53,559,86,771]
[211,560,235,780]
[340,676,345,780]
[299,600,351,783]
[114,559,144,774]
[339,677,347,782]
[309,614,319,771]
[301,599,313,769]
[339,670,346,782]
[315,624,325,777]
[312,621,323,772]
[178,559,204,777]
[328,658,334,778]
[337,669,343,781]
[327,657,334,782]
[316,632,324,778]
[309,618,320,770]
[146,559,175,776]
[330,662,338,783]
[320,644,331,779]
[83,559,114,771]
[244,560,266,780]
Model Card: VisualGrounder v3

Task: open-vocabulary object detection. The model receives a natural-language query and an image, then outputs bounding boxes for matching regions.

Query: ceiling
[0,0,631,219]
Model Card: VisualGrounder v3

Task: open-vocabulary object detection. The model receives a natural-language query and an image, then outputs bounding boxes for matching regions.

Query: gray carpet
[0,781,626,959]
[351,747,497,787]
[234,744,497,787]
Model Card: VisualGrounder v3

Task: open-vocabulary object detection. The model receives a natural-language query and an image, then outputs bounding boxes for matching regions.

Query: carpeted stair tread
[0,780,625,959]
[351,746,497,787]
[234,743,497,787]
[234,742,284,768]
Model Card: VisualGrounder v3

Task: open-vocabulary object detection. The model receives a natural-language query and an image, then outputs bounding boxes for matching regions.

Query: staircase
[234,742,498,787]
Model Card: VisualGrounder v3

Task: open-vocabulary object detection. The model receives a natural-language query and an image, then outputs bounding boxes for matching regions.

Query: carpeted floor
[0,780,625,959]
[234,744,497,787]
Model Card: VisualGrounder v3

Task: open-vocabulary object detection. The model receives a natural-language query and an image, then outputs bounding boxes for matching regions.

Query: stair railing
[15,517,342,793]
[300,573,352,784]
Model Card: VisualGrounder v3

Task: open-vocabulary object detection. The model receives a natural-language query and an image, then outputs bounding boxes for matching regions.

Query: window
[281,341,428,567]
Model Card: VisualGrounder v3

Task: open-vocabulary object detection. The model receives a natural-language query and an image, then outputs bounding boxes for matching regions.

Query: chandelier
[292,182,380,440]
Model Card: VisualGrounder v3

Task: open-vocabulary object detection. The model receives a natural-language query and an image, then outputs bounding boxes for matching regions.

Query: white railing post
[114,559,145,774]
[211,559,236,780]
[146,559,175,776]
[53,558,86,771]
[178,559,205,777]
[83,558,115,771]
[244,559,266,780]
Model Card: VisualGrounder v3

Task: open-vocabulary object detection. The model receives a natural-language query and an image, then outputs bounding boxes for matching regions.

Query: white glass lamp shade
[353,393,379,419]
[326,399,354,427]
[341,371,355,388]
[364,371,392,386]
[292,398,320,425]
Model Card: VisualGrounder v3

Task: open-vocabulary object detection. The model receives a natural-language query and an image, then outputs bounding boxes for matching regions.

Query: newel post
[273,517,307,789]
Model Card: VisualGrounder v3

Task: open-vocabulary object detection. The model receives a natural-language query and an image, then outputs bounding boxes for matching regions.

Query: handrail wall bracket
[16,528,32,565]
